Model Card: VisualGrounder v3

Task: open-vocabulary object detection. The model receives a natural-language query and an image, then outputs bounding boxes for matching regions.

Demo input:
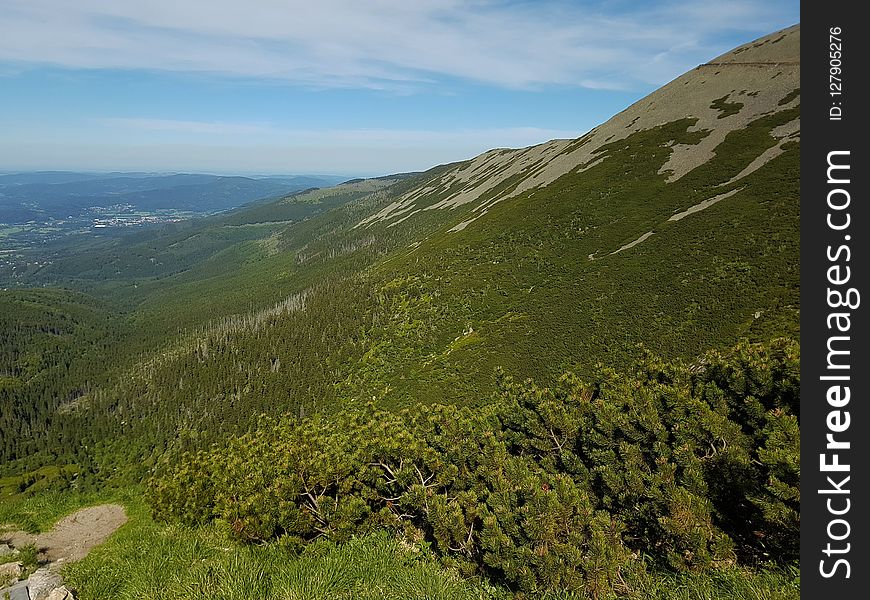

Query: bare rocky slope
[358,25,799,236]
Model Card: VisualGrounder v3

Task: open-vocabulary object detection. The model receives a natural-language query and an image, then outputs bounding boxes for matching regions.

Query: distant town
[0,205,197,284]
[1,205,195,246]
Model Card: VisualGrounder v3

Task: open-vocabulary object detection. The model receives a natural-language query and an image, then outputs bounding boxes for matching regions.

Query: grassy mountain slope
[345,26,800,403]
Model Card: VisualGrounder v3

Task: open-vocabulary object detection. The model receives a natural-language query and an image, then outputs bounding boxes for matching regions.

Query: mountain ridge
[356,25,798,236]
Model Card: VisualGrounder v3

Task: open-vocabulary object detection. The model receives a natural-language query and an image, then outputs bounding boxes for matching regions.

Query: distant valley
[0,171,348,236]
[0,171,349,283]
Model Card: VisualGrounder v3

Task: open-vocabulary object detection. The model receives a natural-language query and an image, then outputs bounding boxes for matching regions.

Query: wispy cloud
[0,0,798,91]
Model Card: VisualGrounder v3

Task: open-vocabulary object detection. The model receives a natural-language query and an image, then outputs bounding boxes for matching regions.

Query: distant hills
[0,171,349,223]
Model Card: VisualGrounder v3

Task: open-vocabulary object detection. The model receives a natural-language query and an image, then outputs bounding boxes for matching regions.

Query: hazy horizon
[0,168,371,179]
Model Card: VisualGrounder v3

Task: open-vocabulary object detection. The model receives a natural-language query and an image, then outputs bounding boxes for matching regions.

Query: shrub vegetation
[150,339,799,596]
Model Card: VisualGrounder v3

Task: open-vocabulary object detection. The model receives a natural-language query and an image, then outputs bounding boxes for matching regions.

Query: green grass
[622,567,799,600]
[0,465,79,500]
[0,486,798,599]
[54,490,797,600]
[63,495,501,600]
[0,226,25,239]
[0,488,122,534]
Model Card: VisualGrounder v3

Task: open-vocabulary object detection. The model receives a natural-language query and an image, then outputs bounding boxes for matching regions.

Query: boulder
[1,580,31,600]
[0,543,18,556]
[26,567,63,600]
[46,585,74,600]
[0,560,23,582]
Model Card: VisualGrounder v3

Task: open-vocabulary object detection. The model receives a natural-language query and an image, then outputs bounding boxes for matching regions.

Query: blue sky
[0,0,799,177]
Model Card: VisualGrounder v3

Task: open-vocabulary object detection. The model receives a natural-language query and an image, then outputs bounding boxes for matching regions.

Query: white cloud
[0,0,797,90]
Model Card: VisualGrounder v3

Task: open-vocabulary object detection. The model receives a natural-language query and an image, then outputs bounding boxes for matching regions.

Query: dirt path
[2,504,127,570]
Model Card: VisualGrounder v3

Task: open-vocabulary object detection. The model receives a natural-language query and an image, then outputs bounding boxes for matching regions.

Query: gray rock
[0,543,17,556]
[24,568,62,600]
[1,580,31,600]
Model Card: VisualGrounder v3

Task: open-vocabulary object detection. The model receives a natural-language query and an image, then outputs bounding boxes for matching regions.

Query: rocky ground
[1,504,127,600]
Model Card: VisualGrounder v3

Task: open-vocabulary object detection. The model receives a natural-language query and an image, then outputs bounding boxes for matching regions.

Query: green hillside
[0,26,800,599]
